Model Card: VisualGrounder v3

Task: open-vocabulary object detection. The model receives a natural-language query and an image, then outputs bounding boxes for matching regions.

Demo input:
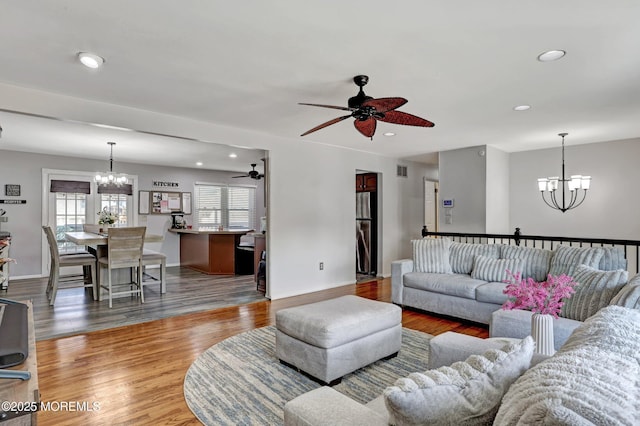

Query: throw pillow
[610,273,640,309]
[412,238,453,274]
[384,337,535,426]
[449,242,500,274]
[561,264,628,321]
[500,245,552,282]
[598,246,627,271]
[548,245,604,277]
[470,255,523,282]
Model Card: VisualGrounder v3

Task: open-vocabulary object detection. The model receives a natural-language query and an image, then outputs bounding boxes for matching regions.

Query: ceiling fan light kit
[299,75,435,140]
[233,164,264,180]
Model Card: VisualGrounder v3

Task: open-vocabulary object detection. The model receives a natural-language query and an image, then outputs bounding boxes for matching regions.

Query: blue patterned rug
[184,326,432,425]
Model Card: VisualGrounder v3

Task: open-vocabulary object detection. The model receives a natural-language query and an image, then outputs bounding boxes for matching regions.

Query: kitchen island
[169,229,252,275]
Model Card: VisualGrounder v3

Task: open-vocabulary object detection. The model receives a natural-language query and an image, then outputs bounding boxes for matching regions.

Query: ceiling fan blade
[361,97,408,113]
[299,103,354,112]
[377,110,435,127]
[354,117,377,138]
[300,115,352,136]
[232,175,249,178]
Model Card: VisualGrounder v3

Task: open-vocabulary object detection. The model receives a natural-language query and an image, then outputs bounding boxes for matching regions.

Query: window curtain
[97,183,133,195]
[50,180,91,194]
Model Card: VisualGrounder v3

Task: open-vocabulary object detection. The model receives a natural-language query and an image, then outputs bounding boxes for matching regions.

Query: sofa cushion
[495,306,640,425]
[561,264,628,321]
[384,336,534,426]
[548,245,604,277]
[500,245,552,282]
[412,238,452,274]
[403,272,487,300]
[611,273,640,309]
[598,246,627,271]
[476,282,508,304]
[471,255,524,283]
[449,242,500,274]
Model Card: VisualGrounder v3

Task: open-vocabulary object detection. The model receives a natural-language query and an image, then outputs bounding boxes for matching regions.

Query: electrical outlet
[319,262,324,270]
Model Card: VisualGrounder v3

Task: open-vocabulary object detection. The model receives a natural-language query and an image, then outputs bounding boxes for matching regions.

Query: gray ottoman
[276,295,402,385]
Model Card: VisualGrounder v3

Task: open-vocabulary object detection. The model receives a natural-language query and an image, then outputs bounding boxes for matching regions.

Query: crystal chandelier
[537,133,591,213]
[95,142,128,186]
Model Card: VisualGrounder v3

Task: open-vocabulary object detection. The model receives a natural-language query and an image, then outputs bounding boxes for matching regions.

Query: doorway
[424,179,439,233]
[356,172,378,281]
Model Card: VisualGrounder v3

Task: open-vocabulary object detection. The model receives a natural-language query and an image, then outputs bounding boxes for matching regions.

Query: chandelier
[537,133,591,213]
[94,142,128,186]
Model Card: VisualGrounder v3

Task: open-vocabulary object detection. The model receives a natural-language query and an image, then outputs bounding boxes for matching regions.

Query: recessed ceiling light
[77,52,105,69]
[229,153,237,158]
[383,132,395,137]
[513,105,531,111]
[196,162,203,166]
[537,50,566,62]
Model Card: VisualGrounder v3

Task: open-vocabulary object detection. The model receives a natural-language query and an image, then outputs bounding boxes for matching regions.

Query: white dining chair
[42,225,98,305]
[97,227,146,308]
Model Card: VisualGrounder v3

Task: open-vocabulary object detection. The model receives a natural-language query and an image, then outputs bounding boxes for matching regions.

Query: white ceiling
[0,1,639,169]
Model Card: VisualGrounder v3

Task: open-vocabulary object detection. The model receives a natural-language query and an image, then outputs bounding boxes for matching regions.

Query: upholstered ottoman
[275,295,402,385]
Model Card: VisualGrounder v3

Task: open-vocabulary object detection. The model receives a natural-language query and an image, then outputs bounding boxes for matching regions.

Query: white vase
[531,313,555,356]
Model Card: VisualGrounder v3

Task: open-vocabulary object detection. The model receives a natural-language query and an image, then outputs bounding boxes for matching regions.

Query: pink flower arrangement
[502,270,579,318]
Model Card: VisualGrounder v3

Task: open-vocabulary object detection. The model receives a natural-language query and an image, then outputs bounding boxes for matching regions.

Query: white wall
[438,146,487,232]
[509,137,640,240]
[0,150,265,277]
[485,145,510,233]
[0,83,429,300]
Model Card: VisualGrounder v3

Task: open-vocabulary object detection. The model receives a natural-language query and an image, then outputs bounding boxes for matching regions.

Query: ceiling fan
[233,163,264,180]
[299,75,435,139]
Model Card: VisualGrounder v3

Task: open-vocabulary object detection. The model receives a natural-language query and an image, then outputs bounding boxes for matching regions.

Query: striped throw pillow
[471,255,524,282]
[449,242,500,274]
[598,246,627,271]
[548,245,604,277]
[561,265,629,321]
[610,274,640,309]
[412,238,453,274]
[500,245,552,282]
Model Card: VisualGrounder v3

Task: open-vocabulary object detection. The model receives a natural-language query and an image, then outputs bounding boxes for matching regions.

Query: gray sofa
[392,238,635,348]
[284,305,640,425]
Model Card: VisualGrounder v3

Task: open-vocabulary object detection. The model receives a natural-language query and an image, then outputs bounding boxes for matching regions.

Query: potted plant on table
[502,271,579,355]
[97,207,118,232]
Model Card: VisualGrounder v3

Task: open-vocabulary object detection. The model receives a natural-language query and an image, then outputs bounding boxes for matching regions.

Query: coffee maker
[171,212,186,229]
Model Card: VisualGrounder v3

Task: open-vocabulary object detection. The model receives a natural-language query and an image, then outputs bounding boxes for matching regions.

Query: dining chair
[42,225,98,306]
[141,249,167,296]
[97,226,146,308]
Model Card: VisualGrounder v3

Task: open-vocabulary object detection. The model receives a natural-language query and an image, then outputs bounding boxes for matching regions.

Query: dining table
[65,230,165,296]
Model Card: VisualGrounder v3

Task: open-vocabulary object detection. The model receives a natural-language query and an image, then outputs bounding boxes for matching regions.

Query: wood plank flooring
[26,277,488,425]
[3,267,268,340]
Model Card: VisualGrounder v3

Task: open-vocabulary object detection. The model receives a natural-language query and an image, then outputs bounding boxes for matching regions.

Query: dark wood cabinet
[356,173,377,192]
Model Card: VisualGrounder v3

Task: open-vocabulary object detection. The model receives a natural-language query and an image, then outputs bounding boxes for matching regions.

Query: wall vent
[397,165,408,178]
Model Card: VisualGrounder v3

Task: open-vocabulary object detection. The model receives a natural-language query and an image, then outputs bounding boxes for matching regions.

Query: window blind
[194,184,256,230]
[50,179,91,194]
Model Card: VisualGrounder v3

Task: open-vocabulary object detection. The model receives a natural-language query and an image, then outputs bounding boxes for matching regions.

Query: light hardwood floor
[26,276,487,425]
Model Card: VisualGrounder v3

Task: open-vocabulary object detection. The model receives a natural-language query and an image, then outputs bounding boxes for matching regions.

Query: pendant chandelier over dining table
[95,141,128,186]
[537,133,591,213]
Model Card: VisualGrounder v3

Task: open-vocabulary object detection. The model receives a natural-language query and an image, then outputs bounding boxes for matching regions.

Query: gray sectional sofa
[392,237,638,348]
[284,305,640,425]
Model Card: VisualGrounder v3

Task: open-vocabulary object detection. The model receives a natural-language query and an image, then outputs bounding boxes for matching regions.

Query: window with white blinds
[194,184,256,230]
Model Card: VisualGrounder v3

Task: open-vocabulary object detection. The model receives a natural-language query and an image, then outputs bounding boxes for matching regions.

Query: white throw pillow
[412,238,453,274]
[383,336,535,426]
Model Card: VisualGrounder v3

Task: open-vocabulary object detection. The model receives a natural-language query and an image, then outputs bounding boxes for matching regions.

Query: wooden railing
[421,227,640,275]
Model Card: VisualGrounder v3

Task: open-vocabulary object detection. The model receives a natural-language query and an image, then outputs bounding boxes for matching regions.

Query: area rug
[184,325,432,425]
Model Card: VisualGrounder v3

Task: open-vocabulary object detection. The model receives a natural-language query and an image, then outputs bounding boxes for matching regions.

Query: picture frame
[4,184,20,197]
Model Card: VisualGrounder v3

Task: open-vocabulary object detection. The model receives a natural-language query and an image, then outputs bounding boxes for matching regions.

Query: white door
[424,179,438,232]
